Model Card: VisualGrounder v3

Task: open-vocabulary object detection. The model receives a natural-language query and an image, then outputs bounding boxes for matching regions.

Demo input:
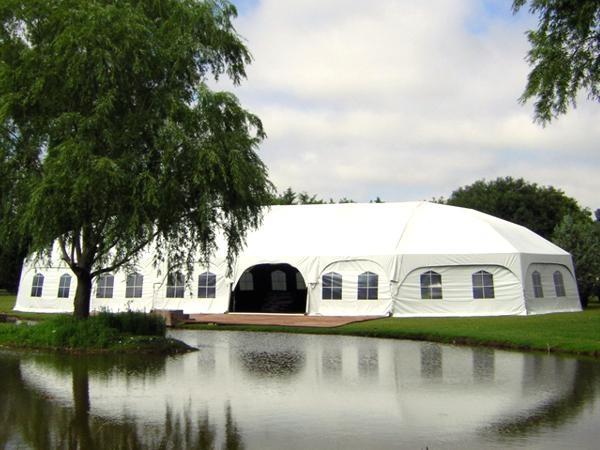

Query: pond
[1,330,599,449]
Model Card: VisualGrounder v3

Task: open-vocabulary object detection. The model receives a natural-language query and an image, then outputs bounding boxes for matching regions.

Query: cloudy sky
[222,0,599,209]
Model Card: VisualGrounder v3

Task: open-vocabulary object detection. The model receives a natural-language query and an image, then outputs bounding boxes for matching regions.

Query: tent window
[31,273,44,297]
[420,271,442,299]
[358,272,378,300]
[472,270,494,299]
[126,272,143,298]
[57,274,71,298]
[296,271,306,290]
[239,272,254,291]
[96,274,115,298]
[322,272,342,300]
[271,270,287,291]
[532,271,544,298]
[166,272,185,298]
[554,271,566,297]
[198,272,216,298]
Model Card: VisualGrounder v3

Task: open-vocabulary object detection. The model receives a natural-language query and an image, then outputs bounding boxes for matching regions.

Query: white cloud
[225,0,600,208]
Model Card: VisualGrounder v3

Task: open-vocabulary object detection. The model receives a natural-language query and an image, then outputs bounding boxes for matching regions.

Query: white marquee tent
[15,202,582,317]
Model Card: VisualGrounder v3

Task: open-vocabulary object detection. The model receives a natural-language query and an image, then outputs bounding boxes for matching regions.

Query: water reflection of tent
[16,202,582,317]
[16,333,598,449]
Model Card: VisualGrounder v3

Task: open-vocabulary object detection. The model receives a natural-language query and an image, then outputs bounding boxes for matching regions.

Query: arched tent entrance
[230,263,307,313]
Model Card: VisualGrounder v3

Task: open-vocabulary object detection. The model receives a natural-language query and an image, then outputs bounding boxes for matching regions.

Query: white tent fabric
[15,202,582,317]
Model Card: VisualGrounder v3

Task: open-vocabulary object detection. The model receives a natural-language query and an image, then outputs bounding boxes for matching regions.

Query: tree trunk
[74,270,93,320]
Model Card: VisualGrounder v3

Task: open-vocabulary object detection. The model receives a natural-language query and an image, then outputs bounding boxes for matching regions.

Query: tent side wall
[393,263,526,317]
[15,263,75,313]
[521,255,581,314]
[307,259,393,316]
[14,258,233,315]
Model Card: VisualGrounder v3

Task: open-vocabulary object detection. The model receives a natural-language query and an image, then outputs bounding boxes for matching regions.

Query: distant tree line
[270,187,383,205]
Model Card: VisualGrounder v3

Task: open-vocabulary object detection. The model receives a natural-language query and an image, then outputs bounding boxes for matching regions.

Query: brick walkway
[186,313,384,328]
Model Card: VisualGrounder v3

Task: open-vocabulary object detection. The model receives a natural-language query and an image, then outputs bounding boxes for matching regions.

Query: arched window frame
[126,272,144,298]
[322,272,342,300]
[358,271,378,300]
[57,273,72,298]
[553,271,566,297]
[532,271,544,298]
[96,273,115,298]
[271,270,287,291]
[31,273,44,297]
[296,271,306,290]
[166,271,185,298]
[198,272,216,298]
[239,271,254,291]
[420,270,443,299]
[472,270,494,299]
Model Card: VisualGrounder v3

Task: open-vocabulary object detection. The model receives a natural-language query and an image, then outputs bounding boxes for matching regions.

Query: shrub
[0,312,166,350]
[96,311,166,337]
[1,315,119,349]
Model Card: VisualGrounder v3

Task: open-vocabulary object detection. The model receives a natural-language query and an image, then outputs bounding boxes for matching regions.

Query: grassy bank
[184,305,600,358]
[4,292,599,357]
[0,293,57,321]
[0,310,195,354]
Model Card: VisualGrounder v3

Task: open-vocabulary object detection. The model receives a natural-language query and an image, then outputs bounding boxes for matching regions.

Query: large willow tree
[0,0,272,318]
[513,1,599,124]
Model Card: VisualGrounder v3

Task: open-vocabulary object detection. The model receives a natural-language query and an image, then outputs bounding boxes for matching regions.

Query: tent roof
[239,201,568,258]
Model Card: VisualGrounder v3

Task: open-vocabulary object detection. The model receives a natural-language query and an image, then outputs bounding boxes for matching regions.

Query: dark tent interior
[230,263,307,313]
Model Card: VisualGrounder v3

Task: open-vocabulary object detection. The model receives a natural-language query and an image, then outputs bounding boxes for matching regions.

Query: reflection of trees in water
[420,343,442,379]
[153,404,217,450]
[0,352,244,450]
[0,353,65,450]
[238,350,305,378]
[483,359,600,441]
[224,402,244,450]
[472,348,494,383]
[322,347,342,379]
[29,351,168,379]
[358,346,379,378]
[70,360,93,449]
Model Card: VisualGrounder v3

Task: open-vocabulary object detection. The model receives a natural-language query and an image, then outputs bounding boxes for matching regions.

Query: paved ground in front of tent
[186,314,384,328]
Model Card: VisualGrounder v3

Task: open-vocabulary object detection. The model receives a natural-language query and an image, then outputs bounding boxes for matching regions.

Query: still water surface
[1,330,599,449]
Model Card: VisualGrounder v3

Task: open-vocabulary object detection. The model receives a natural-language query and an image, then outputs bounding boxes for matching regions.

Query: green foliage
[272,187,297,205]
[552,214,600,306]
[0,315,118,349]
[513,1,600,124]
[446,176,587,240]
[0,312,179,352]
[96,310,166,336]
[0,0,273,317]
[271,187,325,205]
[0,242,24,292]
[271,187,363,205]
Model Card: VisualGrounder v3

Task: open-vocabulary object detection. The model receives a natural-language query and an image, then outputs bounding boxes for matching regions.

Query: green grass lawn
[0,293,61,321]
[0,293,18,314]
[185,304,600,358]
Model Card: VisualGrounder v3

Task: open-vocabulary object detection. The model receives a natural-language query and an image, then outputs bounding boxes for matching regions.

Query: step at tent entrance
[230,264,308,313]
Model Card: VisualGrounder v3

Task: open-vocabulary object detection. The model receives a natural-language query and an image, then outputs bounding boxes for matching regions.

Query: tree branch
[58,235,77,273]
[90,231,159,278]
